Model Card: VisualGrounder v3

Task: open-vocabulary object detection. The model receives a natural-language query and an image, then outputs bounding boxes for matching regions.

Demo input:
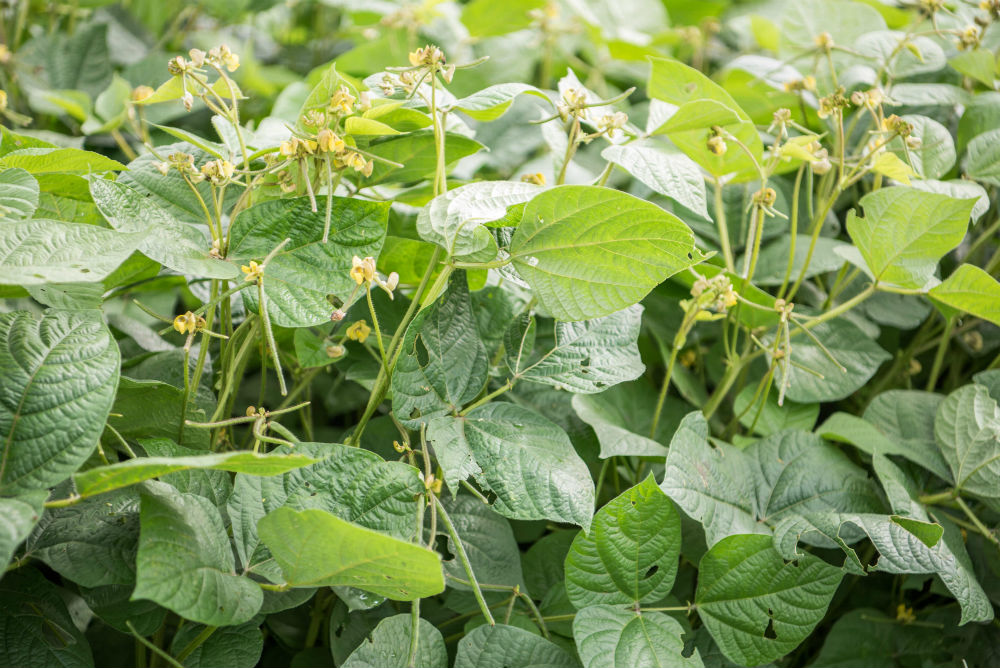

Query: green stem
[366,287,389,370]
[257,280,288,396]
[925,318,954,392]
[955,496,1000,548]
[777,165,806,299]
[434,496,495,626]
[714,178,735,273]
[175,626,217,663]
[459,380,513,416]
[125,623,184,668]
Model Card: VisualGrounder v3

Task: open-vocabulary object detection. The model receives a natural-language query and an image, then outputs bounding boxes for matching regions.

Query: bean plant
[2,0,1000,666]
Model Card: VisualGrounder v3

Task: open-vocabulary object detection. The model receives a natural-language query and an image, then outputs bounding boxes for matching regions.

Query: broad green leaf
[342,614,447,668]
[0,492,44,573]
[571,380,685,458]
[661,413,882,547]
[462,402,595,530]
[809,608,898,668]
[647,57,762,181]
[72,448,319,499]
[733,386,819,437]
[864,390,949,478]
[910,179,990,222]
[934,384,1000,499]
[753,236,850,287]
[950,49,997,87]
[510,186,704,321]
[0,310,119,495]
[344,116,401,136]
[108,378,210,450]
[257,507,444,600]
[855,31,945,79]
[229,196,389,328]
[392,272,489,426]
[426,415,481,494]
[169,622,263,668]
[929,264,1000,328]
[510,306,646,394]
[695,534,843,668]
[361,131,483,186]
[890,115,955,180]
[965,128,1000,186]
[777,0,885,57]
[27,490,138,588]
[523,530,577,601]
[417,181,541,256]
[0,569,95,667]
[90,177,239,279]
[870,152,915,185]
[774,509,991,624]
[437,495,524,591]
[772,318,890,403]
[449,83,549,121]
[133,481,263,626]
[565,476,680,607]
[573,606,703,668]
[0,219,141,286]
[0,168,39,220]
[0,147,125,173]
[601,143,709,219]
[454,624,577,668]
[229,443,423,582]
[846,187,975,290]
[80,584,166,636]
[461,0,545,36]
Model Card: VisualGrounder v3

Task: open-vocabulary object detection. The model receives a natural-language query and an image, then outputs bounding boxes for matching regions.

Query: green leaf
[0,569,95,667]
[753,236,849,287]
[846,186,975,290]
[0,492,44,573]
[695,534,843,668]
[601,143,709,219]
[392,272,489,426]
[297,63,357,130]
[510,306,646,394]
[934,384,1000,499]
[257,507,444,600]
[0,310,119,495]
[107,378,210,450]
[449,83,549,121]
[462,402,595,530]
[870,152,915,185]
[733,386,819,437]
[454,624,578,668]
[342,614,447,668]
[771,318,890,403]
[437,495,524,591]
[809,608,898,668]
[0,219,141,286]
[774,509,991,624]
[929,264,1000,328]
[27,490,139,587]
[461,0,546,36]
[565,476,680,607]
[510,186,704,322]
[950,49,996,87]
[361,132,483,186]
[661,413,882,547]
[0,168,40,220]
[133,481,263,626]
[572,380,685,458]
[229,196,389,328]
[777,0,885,57]
[344,116,402,136]
[417,181,541,256]
[170,622,263,668]
[72,448,319,500]
[573,606,703,668]
[0,147,125,174]
[229,443,424,582]
[890,115,956,180]
[90,178,239,280]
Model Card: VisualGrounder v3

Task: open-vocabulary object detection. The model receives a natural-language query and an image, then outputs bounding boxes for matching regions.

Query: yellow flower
[242,260,264,282]
[350,255,376,285]
[346,320,372,343]
[707,135,727,156]
[329,86,356,114]
[131,85,154,103]
[173,311,204,335]
[317,129,345,154]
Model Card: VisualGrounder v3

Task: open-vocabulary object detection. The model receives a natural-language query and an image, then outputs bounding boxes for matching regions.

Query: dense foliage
[3,0,1000,666]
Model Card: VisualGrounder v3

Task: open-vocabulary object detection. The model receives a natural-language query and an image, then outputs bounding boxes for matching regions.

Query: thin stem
[434,496,495,626]
[777,165,806,299]
[714,179,735,273]
[366,287,390,370]
[955,496,999,548]
[257,280,288,396]
[125,623,184,668]
[175,626,217,663]
[925,318,954,392]
[459,380,513,416]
